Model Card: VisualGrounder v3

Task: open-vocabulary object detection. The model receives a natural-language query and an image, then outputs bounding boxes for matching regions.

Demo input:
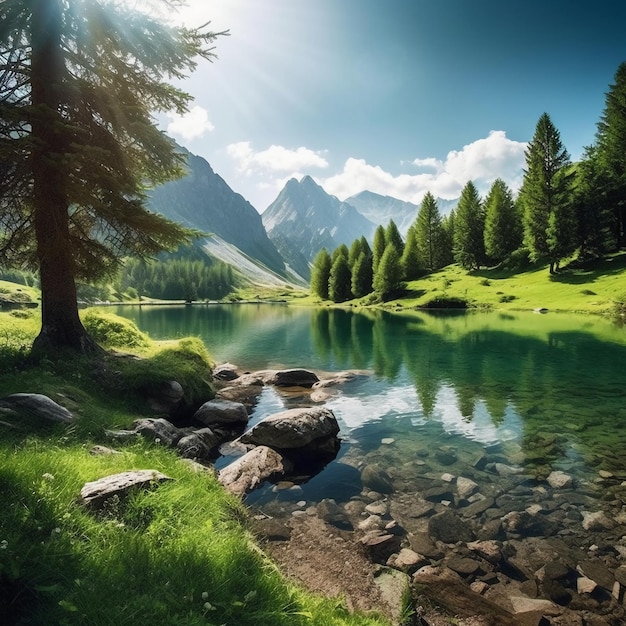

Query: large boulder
[176,428,222,461]
[0,393,74,424]
[218,446,291,496]
[257,369,320,388]
[133,417,184,447]
[239,407,339,450]
[80,470,172,509]
[193,398,249,427]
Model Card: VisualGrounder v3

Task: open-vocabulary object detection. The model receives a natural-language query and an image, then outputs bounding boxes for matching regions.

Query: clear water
[114,304,626,511]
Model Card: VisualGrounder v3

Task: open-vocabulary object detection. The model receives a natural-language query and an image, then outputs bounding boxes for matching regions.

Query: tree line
[311,62,626,302]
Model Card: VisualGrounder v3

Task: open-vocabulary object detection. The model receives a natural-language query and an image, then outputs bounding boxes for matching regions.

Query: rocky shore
[5,364,626,626]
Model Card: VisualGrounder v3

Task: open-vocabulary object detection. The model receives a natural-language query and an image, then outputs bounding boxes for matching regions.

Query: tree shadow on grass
[550,252,626,285]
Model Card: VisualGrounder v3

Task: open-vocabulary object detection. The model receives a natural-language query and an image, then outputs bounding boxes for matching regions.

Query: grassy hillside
[300,253,626,315]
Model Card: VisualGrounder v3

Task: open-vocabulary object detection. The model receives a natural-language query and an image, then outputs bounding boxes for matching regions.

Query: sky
[156,0,626,212]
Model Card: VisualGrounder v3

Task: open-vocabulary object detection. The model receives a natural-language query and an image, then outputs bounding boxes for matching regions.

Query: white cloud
[166,106,215,141]
[227,142,329,174]
[321,131,527,204]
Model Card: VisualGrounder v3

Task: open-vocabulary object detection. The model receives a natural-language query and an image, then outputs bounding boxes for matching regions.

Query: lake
[113,303,626,610]
[113,303,626,495]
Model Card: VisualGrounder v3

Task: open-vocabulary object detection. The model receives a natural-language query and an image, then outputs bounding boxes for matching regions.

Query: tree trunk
[29,0,100,357]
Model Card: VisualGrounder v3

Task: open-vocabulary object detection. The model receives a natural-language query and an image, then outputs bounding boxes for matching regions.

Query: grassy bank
[298,253,626,315]
[0,310,390,626]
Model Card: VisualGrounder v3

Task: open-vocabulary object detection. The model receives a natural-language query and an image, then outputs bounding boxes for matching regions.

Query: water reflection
[115,304,626,477]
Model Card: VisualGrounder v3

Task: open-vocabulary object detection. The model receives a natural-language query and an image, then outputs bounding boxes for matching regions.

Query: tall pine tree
[453,181,485,270]
[519,113,574,273]
[483,179,522,263]
[415,192,444,270]
[310,248,332,299]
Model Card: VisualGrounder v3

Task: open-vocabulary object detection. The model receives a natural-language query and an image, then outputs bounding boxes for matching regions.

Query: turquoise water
[114,304,626,506]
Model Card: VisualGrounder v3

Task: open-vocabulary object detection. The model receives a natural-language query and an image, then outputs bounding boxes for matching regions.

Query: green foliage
[373,245,403,300]
[117,254,236,302]
[110,337,214,407]
[0,442,387,626]
[414,192,445,270]
[453,181,485,270]
[401,225,422,280]
[328,254,353,303]
[351,251,374,298]
[310,248,332,300]
[484,179,522,263]
[0,0,223,353]
[519,113,574,271]
[372,225,386,273]
[384,219,404,257]
[593,62,626,247]
[82,309,150,350]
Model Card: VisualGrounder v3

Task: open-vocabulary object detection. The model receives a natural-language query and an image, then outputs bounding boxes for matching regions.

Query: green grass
[352,253,626,315]
[0,310,390,626]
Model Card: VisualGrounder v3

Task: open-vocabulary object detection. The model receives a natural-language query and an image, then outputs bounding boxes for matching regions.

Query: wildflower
[201,591,209,600]
[0,540,8,550]
[203,602,216,611]
[42,473,55,481]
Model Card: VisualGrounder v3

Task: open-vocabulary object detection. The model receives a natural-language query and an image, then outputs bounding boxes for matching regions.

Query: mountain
[346,191,459,235]
[262,176,376,279]
[146,147,287,278]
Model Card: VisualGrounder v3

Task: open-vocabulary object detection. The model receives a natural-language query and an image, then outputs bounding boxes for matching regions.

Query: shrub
[499,294,516,303]
[82,309,150,349]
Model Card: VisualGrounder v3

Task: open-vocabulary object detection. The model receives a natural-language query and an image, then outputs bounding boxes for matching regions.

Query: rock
[467,540,502,564]
[0,393,74,423]
[267,369,320,388]
[428,509,475,543]
[80,470,172,509]
[424,485,455,502]
[581,510,614,531]
[470,581,490,595]
[359,532,401,564]
[194,399,249,427]
[502,511,558,537]
[239,407,339,449]
[365,501,389,516]
[252,517,291,541]
[387,548,426,573]
[538,559,571,582]
[508,595,558,615]
[446,556,481,576]
[89,445,121,455]
[461,496,495,518]
[576,560,615,591]
[542,578,572,605]
[409,532,444,560]
[316,499,353,530]
[213,363,240,381]
[547,470,573,489]
[361,465,394,494]
[218,446,291,496]
[358,515,384,531]
[435,449,458,466]
[146,380,184,414]
[577,576,598,594]
[372,567,412,626]
[456,476,479,499]
[133,417,183,447]
[176,428,222,461]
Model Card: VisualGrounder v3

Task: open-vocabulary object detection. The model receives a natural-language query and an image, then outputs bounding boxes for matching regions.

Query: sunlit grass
[0,308,390,626]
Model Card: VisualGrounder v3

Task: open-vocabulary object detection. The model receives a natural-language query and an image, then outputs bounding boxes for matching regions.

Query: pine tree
[348,238,363,268]
[373,244,403,300]
[483,179,522,263]
[310,248,332,299]
[328,254,352,302]
[351,251,373,298]
[453,182,485,270]
[385,219,404,257]
[519,113,574,272]
[0,0,221,355]
[440,210,456,267]
[415,192,445,270]
[401,225,422,280]
[372,225,386,273]
[332,243,350,263]
[591,62,626,247]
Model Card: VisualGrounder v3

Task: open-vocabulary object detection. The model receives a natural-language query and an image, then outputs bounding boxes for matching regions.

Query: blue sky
[160,0,626,212]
